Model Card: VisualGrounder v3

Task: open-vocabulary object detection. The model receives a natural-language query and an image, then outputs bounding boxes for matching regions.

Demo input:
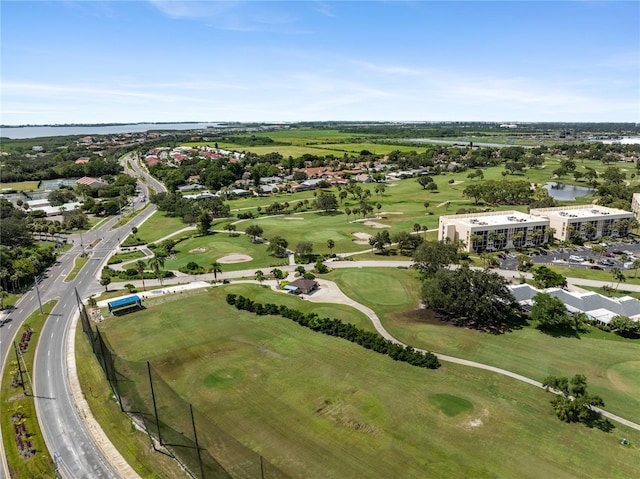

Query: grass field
[327,268,640,424]
[1,302,56,479]
[163,232,289,272]
[135,211,189,244]
[92,285,640,478]
[65,255,88,282]
[74,322,187,479]
[0,181,40,191]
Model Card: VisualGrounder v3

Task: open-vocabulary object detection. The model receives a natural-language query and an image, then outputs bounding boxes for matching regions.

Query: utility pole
[79,230,85,256]
[33,277,44,314]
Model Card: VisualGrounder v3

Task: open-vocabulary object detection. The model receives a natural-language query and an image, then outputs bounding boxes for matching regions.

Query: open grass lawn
[163,232,288,272]
[0,180,40,191]
[1,302,56,479]
[94,285,640,479]
[135,211,189,244]
[74,323,187,479]
[328,268,640,424]
[551,264,640,286]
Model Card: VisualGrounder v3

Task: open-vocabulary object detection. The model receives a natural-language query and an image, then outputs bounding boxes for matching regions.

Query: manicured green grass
[163,233,288,272]
[135,211,191,244]
[550,265,640,285]
[93,286,640,479]
[0,181,40,191]
[1,302,56,479]
[107,250,146,265]
[328,268,640,424]
[65,255,88,281]
[74,320,187,479]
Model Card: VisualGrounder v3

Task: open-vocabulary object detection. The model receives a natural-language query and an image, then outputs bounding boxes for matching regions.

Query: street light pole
[33,277,44,314]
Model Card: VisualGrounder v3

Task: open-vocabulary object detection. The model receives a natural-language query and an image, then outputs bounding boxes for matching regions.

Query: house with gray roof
[509,284,640,325]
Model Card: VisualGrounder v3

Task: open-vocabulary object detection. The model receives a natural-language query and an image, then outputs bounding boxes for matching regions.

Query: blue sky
[1,1,638,124]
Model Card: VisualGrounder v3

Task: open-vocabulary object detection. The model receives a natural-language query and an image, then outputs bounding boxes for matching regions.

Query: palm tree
[610,267,626,291]
[136,260,147,291]
[326,239,335,255]
[255,270,265,284]
[210,261,222,281]
[633,259,640,278]
[148,254,166,286]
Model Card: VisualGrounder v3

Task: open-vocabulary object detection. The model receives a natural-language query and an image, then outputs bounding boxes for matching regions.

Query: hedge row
[226,294,440,370]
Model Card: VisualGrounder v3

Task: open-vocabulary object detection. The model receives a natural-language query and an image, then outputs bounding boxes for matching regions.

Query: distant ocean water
[0,122,223,139]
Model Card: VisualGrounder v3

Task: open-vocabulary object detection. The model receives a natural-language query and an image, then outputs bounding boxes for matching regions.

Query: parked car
[569,255,585,262]
[590,265,604,270]
[599,259,615,266]
[612,250,625,255]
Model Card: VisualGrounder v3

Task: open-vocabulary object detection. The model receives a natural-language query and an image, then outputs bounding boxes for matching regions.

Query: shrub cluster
[226,294,440,369]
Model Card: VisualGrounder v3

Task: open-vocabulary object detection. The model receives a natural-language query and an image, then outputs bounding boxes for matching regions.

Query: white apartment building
[631,193,640,220]
[439,211,549,253]
[529,205,633,242]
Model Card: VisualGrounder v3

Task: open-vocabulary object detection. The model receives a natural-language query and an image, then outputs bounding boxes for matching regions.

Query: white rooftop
[532,205,631,219]
[456,212,545,227]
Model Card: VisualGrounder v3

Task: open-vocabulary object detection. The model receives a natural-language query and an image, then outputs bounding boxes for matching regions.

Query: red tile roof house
[76,176,109,189]
[75,158,90,165]
[145,155,161,166]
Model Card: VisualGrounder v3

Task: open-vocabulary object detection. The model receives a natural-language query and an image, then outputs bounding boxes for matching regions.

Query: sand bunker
[451,180,464,185]
[352,232,372,245]
[189,247,207,253]
[379,211,403,215]
[284,217,304,220]
[218,254,253,264]
[363,221,391,229]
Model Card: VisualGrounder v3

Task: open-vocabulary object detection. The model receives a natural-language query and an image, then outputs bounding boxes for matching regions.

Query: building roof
[289,278,318,290]
[530,205,632,219]
[509,284,640,324]
[76,176,108,187]
[442,210,547,228]
[107,295,141,309]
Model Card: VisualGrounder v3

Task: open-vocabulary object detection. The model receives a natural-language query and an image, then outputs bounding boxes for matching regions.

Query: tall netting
[76,292,290,479]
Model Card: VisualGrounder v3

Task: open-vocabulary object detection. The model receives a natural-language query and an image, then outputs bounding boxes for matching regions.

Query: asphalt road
[0,154,163,478]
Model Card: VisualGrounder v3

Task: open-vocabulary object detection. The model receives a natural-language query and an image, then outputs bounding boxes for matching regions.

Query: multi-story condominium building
[529,205,633,242]
[438,211,549,252]
[631,193,640,220]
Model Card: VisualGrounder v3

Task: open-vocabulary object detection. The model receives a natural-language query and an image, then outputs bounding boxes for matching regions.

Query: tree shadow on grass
[582,410,616,433]
[536,323,589,339]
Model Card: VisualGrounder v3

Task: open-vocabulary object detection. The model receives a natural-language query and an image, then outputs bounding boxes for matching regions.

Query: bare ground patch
[363,221,391,229]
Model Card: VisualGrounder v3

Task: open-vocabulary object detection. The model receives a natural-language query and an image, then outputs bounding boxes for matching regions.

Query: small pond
[543,182,596,201]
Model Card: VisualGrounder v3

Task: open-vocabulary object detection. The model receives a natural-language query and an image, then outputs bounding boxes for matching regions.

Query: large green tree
[532,265,567,289]
[314,191,338,213]
[531,293,583,332]
[267,236,288,257]
[542,374,606,425]
[421,266,523,333]
[412,240,459,276]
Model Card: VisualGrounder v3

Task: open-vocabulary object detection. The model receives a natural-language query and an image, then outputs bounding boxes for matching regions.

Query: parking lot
[498,239,640,272]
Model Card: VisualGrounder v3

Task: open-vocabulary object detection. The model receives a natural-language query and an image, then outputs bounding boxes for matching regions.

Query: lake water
[543,182,595,201]
[0,122,224,139]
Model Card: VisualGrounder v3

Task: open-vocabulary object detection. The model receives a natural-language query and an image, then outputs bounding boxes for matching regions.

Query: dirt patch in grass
[218,253,253,263]
[363,221,391,229]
